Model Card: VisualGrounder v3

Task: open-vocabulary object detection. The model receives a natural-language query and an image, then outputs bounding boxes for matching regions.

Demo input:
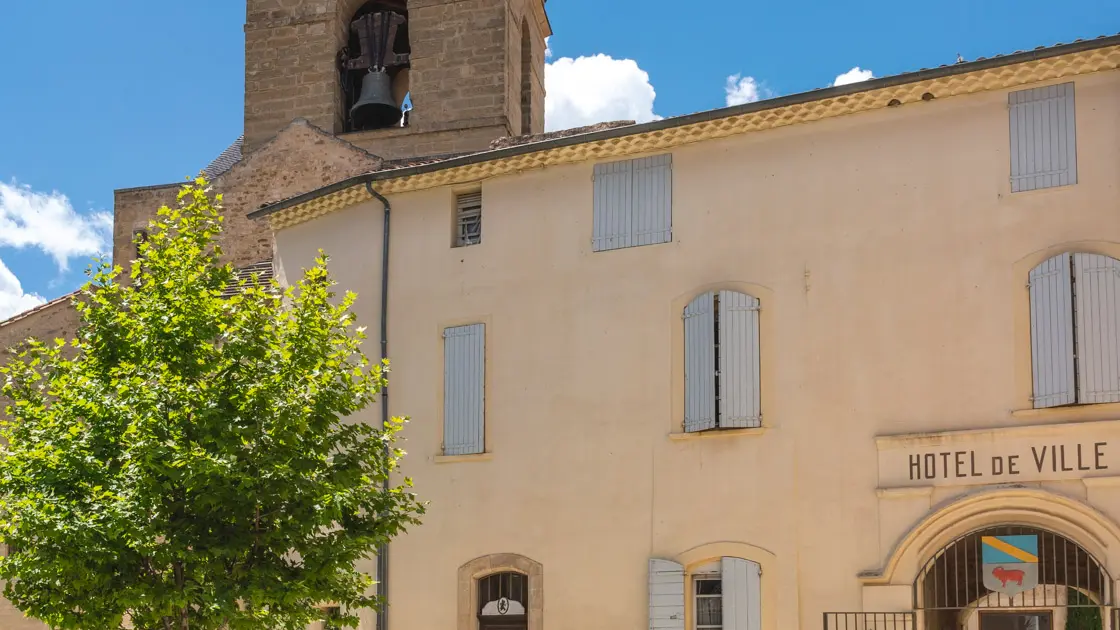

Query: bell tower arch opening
[519,17,532,135]
[914,525,1112,630]
[340,0,411,132]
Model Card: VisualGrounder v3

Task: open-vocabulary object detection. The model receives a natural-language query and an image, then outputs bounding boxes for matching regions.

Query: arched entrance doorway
[914,525,1112,629]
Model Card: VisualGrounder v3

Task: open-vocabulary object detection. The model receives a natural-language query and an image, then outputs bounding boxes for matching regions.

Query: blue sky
[0,0,1118,319]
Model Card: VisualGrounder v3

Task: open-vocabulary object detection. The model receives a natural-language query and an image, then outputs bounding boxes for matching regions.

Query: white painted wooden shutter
[719,291,762,428]
[593,160,634,252]
[1073,253,1120,404]
[1029,254,1076,408]
[443,323,485,455]
[648,558,685,630]
[721,557,761,630]
[631,154,673,247]
[684,292,716,432]
[1009,82,1077,192]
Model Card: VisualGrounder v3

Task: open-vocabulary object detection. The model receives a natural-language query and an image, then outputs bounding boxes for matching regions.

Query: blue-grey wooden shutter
[1009,82,1077,192]
[719,291,762,428]
[1029,254,1076,408]
[684,292,716,432]
[1073,253,1120,404]
[631,154,673,247]
[721,557,761,630]
[592,160,633,252]
[594,155,672,252]
[443,323,485,455]
[648,558,685,630]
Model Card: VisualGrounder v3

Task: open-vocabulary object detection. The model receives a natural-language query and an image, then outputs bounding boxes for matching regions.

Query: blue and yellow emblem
[981,535,1039,596]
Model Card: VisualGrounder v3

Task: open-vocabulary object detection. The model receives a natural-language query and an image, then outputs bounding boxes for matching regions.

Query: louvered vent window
[683,290,762,432]
[455,191,483,247]
[1029,252,1120,409]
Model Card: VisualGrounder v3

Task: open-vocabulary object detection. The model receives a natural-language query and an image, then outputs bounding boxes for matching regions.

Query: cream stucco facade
[3,6,1120,628]
[269,62,1120,630]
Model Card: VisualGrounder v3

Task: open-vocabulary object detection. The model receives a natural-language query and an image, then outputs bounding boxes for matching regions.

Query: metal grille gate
[914,525,1111,629]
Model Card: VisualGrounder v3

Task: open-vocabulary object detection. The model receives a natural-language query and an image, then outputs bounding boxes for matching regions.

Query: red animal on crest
[991,566,1025,587]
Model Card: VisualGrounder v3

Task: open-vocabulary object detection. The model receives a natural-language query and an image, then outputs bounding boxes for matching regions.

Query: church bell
[351,70,401,130]
[342,9,410,131]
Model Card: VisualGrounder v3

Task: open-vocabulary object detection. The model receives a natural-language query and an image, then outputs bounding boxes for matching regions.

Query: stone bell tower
[243,0,549,158]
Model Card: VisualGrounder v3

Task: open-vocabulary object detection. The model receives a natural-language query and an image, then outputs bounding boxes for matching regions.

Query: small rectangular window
[133,229,148,259]
[455,191,483,247]
[695,578,723,630]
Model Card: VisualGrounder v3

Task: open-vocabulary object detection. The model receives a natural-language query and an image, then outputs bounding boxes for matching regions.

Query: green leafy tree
[0,179,423,630]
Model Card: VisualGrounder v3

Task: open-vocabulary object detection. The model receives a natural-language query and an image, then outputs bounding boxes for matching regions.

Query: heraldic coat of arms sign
[982,535,1040,597]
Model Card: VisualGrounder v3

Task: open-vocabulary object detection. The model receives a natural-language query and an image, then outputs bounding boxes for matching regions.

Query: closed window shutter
[721,557,761,630]
[443,323,485,455]
[1029,254,1076,408]
[648,558,685,630]
[719,290,761,428]
[593,160,634,251]
[1009,82,1077,192]
[1073,253,1120,404]
[631,154,673,247]
[684,292,716,432]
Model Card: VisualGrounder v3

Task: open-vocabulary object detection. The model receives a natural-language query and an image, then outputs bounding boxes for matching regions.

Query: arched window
[683,290,761,432]
[649,557,761,630]
[478,572,528,630]
[1028,252,1120,408]
[458,554,541,630]
[519,18,532,135]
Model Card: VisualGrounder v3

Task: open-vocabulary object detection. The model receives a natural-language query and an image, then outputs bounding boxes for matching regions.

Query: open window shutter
[1073,253,1120,404]
[1009,82,1077,192]
[1029,254,1076,408]
[719,291,762,428]
[648,558,685,630]
[631,154,673,247]
[443,323,485,455]
[721,557,761,630]
[593,160,634,252]
[684,292,716,432]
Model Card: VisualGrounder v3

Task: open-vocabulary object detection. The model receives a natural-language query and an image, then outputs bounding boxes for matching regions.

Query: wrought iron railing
[823,612,915,629]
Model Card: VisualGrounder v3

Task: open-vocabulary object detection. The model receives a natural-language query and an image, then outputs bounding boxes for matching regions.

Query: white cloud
[725,74,764,106]
[833,66,875,86]
[0,181,111,271]
[544,36,552,59]
[0,257,45,321]
[544,54,660,132]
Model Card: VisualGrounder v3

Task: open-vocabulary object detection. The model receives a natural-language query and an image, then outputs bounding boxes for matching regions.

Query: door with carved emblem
[478,572,528,630]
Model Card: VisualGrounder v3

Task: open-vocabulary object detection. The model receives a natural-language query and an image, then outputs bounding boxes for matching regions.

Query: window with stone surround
[458,554,542,630]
